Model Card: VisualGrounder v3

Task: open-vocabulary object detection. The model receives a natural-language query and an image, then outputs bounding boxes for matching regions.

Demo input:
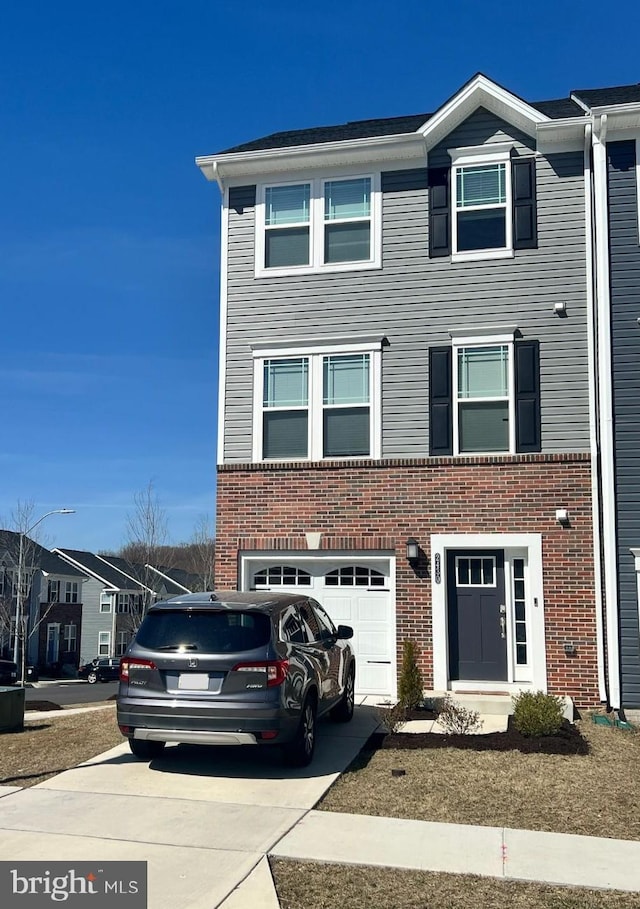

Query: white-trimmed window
[116,631,129,656]
[63,623,77,652]
[452,330,515,455]
[256,174,380,276]
[252,338,382,462]
[450,144,513,261]
[98,631,110,656]
[47,579,60,602]
[64,581,79,603]
[100,593,112,613]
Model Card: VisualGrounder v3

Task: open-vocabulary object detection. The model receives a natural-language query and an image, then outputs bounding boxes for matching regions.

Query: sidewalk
[5,703,640,906]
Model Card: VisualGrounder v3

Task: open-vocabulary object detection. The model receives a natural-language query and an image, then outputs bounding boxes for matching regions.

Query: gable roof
[55,548,141,589]
[215,79,638,156]
[572,83,640,107]
[0,531,85,577]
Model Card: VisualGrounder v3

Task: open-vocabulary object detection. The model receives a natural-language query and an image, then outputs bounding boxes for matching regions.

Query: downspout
[592,113,622,709]
[584,120,608,703]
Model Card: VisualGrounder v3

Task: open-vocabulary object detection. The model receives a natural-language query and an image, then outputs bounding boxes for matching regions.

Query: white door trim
[431,533,546,693]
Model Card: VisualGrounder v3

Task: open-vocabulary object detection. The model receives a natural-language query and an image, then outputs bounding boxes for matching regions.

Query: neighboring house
[0,530,85,671]
[53,550,192,663]
[197,72,621,709]
[53,549,151,664]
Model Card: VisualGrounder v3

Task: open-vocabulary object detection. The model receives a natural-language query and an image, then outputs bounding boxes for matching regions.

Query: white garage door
[247,559,395,699]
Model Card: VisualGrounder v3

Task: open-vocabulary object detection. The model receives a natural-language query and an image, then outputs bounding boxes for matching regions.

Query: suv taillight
[232,660,289,687]
[120,658,157,682]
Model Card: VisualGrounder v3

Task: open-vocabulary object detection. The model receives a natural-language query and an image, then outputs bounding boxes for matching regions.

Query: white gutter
[591,113,621,708]
[583,121,607,702]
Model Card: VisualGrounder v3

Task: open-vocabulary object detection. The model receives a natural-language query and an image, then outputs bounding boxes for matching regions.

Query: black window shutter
[429,346,453,455]
[515,340,541,452]
[512,159,537,249]
[428,167,451,257]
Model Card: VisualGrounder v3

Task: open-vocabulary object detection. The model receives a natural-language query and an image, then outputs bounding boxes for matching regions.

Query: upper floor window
[47,579,60,602]
[456,344,512,453]
[428,330,541,457]
[429,145,537,261]
[252,338,382,462]
[65,581,79,603]
[256,175,380,276]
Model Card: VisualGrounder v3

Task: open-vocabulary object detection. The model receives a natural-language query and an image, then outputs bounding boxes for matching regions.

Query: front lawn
[271,860,640,909]
[318,719,640,840]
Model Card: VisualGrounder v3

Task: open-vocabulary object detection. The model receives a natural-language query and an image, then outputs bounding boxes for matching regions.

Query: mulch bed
[371,717,589,755]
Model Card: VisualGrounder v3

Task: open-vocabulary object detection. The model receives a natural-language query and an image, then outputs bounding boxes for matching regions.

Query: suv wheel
[129,739,166,760]
[331,666,355,723]
[87,670,98,684]
[284,697,316,767]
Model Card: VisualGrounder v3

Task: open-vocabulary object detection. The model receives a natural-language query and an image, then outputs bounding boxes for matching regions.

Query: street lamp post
[13,508,75,686]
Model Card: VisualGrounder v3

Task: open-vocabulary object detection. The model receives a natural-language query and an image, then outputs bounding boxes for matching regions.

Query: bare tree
[120,481,170,634]
[186,515,215,591]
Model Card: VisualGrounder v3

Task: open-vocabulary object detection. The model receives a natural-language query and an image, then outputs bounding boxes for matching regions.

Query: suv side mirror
[336,624,354,640]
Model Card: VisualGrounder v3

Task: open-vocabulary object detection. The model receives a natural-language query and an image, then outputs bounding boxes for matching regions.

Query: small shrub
[398,640,424,711]
[375,701,408,735]
[437,696,483,735]
[512,690,565,737]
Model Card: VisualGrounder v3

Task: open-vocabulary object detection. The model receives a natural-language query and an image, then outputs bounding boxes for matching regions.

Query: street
[26,681,118,707]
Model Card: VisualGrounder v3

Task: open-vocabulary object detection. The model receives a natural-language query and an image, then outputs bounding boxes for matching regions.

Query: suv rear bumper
[117,696,300,745]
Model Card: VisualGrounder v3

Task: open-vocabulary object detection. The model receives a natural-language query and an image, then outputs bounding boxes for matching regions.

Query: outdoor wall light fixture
[555,508,570,526]
[406,537,420,562]
[554,301,567,316]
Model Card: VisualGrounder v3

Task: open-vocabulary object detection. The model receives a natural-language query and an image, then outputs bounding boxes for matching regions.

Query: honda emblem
[188,658,199,669]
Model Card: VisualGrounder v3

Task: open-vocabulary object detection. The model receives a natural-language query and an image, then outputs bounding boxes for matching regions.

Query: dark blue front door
[447,550,507,682]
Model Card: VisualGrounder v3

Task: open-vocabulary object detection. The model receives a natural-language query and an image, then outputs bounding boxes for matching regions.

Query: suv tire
[331,665,355,723]
[129,739,166,760]
[283,696,316,767]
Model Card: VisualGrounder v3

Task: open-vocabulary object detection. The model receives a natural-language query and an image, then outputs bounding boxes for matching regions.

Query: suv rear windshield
[135,609,271,653]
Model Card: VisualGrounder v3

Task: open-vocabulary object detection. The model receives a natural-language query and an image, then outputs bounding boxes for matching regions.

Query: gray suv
[116,591,355,767]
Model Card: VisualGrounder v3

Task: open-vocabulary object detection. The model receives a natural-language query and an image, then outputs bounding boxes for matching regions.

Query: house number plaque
[434,553,441,584]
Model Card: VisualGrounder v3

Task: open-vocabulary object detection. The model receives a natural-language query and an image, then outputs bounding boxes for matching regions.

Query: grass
[270,860,640,909]
[319,720,640,841]
[0,705,123,787]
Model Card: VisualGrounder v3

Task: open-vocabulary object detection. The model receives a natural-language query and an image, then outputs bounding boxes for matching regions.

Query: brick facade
[35,602,82,669]
[215,453,599,707]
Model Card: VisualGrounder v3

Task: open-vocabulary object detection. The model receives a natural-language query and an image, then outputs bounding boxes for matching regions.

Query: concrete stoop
[423,691,574,721]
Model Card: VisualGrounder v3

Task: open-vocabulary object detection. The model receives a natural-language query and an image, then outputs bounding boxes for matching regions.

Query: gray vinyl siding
[79,578,113,664]
[223,109,589,462]
[608,139,640,707]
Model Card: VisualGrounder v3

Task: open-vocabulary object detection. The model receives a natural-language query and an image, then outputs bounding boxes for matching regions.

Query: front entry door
[447,550,507,681]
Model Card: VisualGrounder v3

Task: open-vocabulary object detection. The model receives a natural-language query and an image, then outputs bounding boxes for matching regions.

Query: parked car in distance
[0,658,18,686]
[77,657,121,684]
[117,591,355,767]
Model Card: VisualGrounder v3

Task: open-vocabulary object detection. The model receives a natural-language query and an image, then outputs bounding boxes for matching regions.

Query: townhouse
[197,74,640,711]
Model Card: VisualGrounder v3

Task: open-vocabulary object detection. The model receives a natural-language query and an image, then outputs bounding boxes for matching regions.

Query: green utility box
[0,686,25,732]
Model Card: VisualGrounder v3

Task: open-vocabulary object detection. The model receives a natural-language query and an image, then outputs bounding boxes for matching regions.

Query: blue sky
[1,0,639,551]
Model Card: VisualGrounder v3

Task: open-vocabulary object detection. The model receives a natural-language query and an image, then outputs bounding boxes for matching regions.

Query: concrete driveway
[0,706,378,908]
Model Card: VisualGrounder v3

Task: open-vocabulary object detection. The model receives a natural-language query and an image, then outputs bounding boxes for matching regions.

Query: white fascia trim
[592,114,621,709]
[536,118,589,153]
[582,122,608,703]
[431,533,546,693]
[420,75,549,149]
[144,564,191,594]
[52,549,114,588]
[218,186,229,464]
[196,133,426,186]
[250,335,385,357]
[570,94,592,115]
[448,142,514,165]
